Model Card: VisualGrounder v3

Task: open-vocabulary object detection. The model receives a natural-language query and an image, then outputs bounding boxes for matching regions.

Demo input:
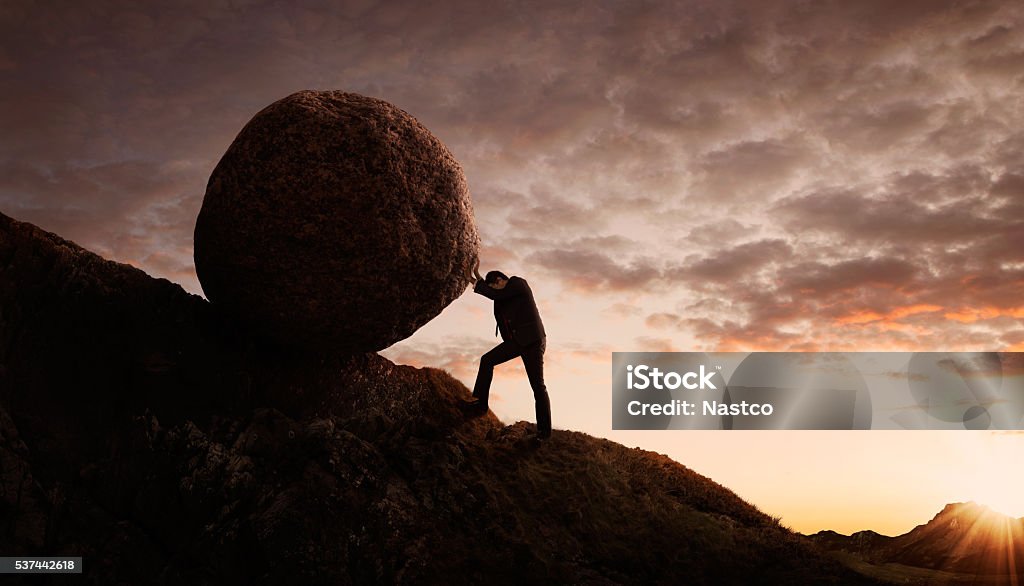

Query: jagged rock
[194,90,479,352]
[0,214,878,585]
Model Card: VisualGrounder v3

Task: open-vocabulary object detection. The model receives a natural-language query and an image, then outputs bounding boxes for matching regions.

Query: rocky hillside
[0,212,878,584]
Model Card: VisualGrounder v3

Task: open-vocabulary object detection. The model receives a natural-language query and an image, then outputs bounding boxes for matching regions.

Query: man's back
[474,275,546,346]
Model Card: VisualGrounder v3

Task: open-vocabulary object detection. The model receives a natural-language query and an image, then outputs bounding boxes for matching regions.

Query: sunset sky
[2,0,1023,535]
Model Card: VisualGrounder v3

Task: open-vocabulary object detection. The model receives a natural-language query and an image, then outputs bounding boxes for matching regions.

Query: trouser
[472,337,551,435]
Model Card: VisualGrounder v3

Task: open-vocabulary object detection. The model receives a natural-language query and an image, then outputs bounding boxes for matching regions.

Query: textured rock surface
[194,90,478,352]
[0,214,879,585]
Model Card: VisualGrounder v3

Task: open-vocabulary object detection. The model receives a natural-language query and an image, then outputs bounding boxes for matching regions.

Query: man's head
[485,270,509,289]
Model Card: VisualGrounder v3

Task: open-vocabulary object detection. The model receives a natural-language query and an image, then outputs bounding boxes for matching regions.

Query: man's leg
[521,338,551,438]
[472,340,521,406]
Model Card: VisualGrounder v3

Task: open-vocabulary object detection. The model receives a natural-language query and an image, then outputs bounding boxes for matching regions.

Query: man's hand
[465,257,481,284]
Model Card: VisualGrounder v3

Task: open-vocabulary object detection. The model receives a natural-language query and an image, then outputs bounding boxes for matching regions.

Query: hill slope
[0,212,877,584]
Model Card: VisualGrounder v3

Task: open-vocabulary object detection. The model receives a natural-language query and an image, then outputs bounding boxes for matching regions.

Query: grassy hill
[0,212,879,584]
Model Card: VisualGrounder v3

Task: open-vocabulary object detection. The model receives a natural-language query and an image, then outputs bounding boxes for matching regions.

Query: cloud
[666,239,793,288]
[774,170,1018,248]
[551,342,614,363]
[526,248,661,292]
[506,194,608,235]
[382,336,494,382]
[645,312,684,330]
[680,219,761,248]
[3,0,1023,356]
[633,336,679,352]
[691,138,813,202]
[0,159,205,293]
[603,302,643,318]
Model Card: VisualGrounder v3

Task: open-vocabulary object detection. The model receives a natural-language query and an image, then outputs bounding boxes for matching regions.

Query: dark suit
[472,276,551,436]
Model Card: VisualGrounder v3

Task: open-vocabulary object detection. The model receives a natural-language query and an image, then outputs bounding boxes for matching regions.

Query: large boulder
[194,90,478,352]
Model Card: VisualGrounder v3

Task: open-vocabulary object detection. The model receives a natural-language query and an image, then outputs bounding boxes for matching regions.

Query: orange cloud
[835,311,885,325]
[834,304,942,326]
[889,304,944,319]
[944,306,1024,323]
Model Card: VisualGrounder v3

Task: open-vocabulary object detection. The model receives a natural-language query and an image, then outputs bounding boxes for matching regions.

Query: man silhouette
[463,260,552,440]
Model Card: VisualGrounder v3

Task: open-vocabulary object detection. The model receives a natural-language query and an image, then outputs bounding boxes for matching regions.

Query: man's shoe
[460,398,488,416]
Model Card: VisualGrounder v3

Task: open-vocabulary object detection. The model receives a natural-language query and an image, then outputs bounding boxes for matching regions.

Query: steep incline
[0,212,877,584]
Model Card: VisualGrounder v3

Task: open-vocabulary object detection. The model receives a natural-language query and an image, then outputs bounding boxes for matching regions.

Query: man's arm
[474,276,528,301]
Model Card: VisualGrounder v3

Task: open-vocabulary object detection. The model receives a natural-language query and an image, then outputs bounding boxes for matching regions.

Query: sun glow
[940,504,1024,579]
[975,488,1024,519]
[962,435,1024,519]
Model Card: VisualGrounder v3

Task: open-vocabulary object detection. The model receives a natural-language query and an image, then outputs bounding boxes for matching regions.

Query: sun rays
[937,504,1023,581]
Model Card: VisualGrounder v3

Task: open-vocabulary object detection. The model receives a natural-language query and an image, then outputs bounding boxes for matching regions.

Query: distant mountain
[0,211,880,585]
[810,529,894,557]
[810,502,1024,581]
[888,502,1024,576]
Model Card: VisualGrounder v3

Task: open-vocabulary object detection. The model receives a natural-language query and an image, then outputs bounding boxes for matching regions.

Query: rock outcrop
[194,90,479,352]
[0,213,878,585]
